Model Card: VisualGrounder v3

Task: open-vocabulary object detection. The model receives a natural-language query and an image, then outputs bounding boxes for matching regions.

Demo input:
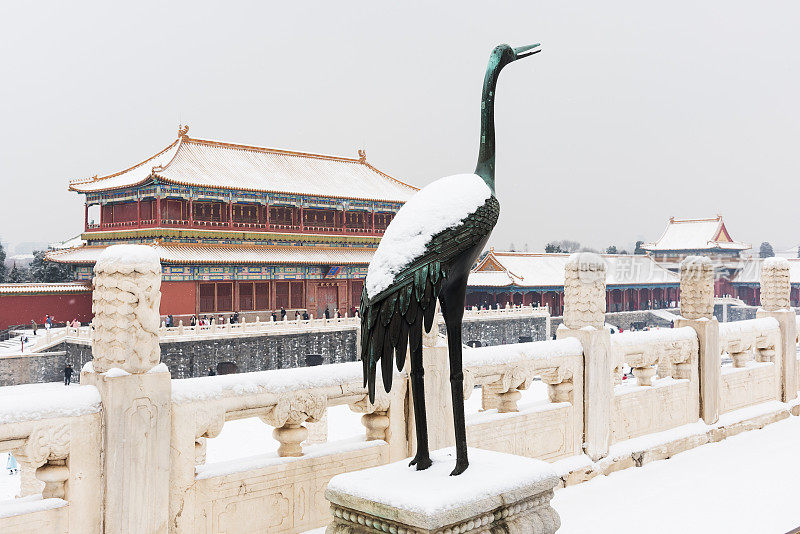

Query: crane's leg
[409,323,432,470]
[440,283,469,476]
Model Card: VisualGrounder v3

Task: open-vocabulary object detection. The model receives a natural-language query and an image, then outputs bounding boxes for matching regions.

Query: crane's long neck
[475,59,504,194]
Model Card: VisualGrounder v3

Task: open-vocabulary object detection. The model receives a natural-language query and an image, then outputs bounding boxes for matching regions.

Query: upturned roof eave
[67,134,418,203]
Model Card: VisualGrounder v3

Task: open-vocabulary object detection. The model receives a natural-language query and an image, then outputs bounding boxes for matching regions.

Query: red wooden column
[188,198,193,227]
[342,207,347,232]
[622,290,628,311]
[84,203,89,231]
[137,198,141,227]
[265,201,270,229]
[156,191,162,227]
[371,206,376,234]
[299,204,304,231]
[228,199,233,229]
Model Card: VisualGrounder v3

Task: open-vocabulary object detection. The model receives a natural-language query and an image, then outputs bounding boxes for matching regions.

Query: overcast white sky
[1,1,798,255]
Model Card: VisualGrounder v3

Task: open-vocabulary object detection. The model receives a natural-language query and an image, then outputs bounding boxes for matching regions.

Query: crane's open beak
[513,43,541,60]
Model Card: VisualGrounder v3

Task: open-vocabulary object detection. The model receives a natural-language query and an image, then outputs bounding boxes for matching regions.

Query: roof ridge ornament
[178,124,189,139]
[358,149,366,163]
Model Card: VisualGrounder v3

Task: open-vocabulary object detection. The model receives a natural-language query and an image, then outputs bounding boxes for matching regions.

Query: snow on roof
[69,133,418,202]
[468,251,679,289]
[46,243,375,266]
[731,257,800,284]
[0,282,92,295]
[49,234,86,250]
[641,216,750,252]
[366,173,491,298]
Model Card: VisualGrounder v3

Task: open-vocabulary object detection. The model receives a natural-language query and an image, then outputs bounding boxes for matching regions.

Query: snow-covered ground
[553,415,800,533]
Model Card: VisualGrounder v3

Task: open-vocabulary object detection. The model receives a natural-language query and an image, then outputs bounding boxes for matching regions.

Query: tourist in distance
[6,453,18,475]
[45,315,52,330]
[280,307,286,320]
[207,367,216,376]
[30,320,37,335]
[64,363,74,386]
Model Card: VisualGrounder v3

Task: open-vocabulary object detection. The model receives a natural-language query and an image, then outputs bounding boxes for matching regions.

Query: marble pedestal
[325,448,560,534]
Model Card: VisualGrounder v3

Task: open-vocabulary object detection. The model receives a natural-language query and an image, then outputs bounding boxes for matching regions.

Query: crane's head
[490,43,541,70]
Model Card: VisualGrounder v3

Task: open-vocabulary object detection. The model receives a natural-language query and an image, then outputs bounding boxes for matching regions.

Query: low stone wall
[3,313,551,385]
[1,329,357,385]
[0,351,71,387]
[727,304,758,322]
[160,329,357,378]
[447,315,549,347]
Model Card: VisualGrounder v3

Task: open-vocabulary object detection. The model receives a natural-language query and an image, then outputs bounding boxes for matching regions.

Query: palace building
[641,216,750,268]
[47,127,417,319]
[466,250,680,315]
[641,215,751,297]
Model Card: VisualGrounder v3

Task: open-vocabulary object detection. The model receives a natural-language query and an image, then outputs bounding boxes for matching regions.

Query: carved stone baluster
[540,366,574,403]
[731,349,750,368]
[672,348,692,379]
[627,352,658,386]
[36,460,69,499]
[487,366,530,413]
[21,422,70,498]
[758,348,776,364]
[262,392,326,457]
[350,388,392,441]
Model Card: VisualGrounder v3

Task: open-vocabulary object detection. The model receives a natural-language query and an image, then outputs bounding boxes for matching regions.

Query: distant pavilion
[641,216,751,296]
[47,127,417,319]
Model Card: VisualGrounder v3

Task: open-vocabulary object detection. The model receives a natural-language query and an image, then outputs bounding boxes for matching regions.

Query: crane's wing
[360,196,499,401]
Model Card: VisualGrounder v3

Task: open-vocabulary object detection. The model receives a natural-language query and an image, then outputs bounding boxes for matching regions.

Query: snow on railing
[610,327,699,386]
[719,317,780,368]
[171,360,400,461]
[463,337,583,412]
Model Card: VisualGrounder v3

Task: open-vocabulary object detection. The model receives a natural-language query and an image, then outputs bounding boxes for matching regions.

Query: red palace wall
[160,281,197,316]
[0,292,92,329]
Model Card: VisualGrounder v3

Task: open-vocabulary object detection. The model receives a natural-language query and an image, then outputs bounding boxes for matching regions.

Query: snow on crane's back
[366,174,491,298]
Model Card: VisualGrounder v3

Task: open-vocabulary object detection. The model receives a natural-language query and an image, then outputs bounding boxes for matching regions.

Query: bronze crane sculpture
[360,43,541,476]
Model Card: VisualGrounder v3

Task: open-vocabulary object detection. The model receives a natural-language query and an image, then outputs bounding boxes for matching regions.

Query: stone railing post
[556,252,611,461]
[81,244,171,534]
[756,257,797,402]
[674,256,719,424]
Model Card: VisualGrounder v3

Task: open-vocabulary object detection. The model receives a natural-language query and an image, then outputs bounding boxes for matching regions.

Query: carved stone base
[325,448,560,534]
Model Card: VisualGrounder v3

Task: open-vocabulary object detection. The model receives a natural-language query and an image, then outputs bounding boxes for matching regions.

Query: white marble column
[82,244,171,534]
[556,253,611,461]
[756,257,797,402]
[674,256,719,424]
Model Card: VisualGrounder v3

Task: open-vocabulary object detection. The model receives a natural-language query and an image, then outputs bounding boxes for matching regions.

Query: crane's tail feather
[395,322,409,371]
